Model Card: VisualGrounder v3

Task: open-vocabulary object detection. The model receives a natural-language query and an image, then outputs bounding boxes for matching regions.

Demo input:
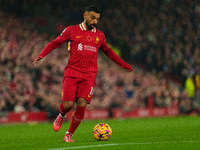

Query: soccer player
[33,5,133,142]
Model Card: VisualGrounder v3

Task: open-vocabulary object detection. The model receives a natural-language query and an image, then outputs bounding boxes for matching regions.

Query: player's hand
[127,69,133,72]
[32,57,43,67]
[127,64,133,72]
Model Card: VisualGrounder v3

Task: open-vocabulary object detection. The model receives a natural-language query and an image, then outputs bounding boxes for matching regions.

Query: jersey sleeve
[100,33,133,71]
[37,27,72,58]
[56,26,72,44]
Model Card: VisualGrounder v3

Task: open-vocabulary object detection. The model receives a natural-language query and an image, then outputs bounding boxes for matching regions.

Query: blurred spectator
[185,75,195,99]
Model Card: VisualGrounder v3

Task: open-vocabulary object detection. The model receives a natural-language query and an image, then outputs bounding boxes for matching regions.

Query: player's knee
[77,98,88,107]
[63,101,74,110]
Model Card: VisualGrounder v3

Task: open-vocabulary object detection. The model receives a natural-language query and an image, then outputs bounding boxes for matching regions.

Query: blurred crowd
[0,0,200,119]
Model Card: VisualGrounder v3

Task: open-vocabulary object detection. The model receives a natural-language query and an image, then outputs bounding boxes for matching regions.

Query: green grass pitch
[0,116,200,150]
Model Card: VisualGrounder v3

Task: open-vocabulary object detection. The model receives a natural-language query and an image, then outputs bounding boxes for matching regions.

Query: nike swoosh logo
[77,36,83,38]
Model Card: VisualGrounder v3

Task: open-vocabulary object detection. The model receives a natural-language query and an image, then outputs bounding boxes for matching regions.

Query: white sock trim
[66,131,73,136]
[59,113,66,119]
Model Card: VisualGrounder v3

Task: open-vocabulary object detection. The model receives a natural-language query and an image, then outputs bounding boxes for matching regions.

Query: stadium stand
[0,0,200,121]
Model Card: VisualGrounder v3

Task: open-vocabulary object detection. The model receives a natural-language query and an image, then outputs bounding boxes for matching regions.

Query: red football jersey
[37,23,132,82]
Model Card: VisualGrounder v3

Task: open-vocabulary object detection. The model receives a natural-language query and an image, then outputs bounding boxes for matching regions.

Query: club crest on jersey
[95,37,99,44]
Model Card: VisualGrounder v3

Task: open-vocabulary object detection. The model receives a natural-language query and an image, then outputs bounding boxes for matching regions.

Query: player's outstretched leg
[53,114,66,132]
[63,105,86,142]
[64,132,74,142]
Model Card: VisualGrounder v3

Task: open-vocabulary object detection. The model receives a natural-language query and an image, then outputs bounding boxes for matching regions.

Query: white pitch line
[42,140,200,150]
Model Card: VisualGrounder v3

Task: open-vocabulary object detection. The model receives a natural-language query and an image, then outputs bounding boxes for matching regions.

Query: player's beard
[86,21,96,30]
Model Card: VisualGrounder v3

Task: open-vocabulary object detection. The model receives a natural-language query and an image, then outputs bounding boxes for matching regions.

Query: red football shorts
[61,76,95,104]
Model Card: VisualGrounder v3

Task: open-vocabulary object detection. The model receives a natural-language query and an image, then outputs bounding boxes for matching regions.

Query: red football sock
[59,103,67,117]
[68,106,86,134]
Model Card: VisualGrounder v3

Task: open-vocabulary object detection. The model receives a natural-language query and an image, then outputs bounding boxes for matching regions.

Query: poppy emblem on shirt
[87,35,92,41]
